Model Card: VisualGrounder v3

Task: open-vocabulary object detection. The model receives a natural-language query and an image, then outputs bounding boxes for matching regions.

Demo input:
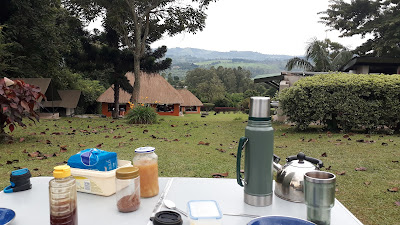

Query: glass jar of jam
[133,147,159,198]
[116,166,140,213]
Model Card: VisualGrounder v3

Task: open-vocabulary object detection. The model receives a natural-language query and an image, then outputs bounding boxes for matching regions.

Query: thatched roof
[97,72,184,104]
[176,89,203,106]
[42,90,81,108]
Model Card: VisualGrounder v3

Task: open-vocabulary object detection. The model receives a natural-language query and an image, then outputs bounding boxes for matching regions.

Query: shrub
[215,107,238,113]
[0,78,44,142]
[201,103,215,111]
[278,73,400,132]
[126,106,158,124]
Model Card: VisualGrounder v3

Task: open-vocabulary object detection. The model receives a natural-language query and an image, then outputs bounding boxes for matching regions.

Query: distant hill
[166,47,293,62]
[162,47,295,79]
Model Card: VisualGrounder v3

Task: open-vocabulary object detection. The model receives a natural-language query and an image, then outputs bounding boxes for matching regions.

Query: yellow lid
[53,165,71,178]
[116,166,139,179]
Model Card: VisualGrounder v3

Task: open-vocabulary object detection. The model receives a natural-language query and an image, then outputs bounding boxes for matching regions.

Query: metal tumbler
[304,171,336,225]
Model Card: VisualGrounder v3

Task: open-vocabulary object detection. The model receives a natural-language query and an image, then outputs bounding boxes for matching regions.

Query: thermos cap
[249,97,271,118]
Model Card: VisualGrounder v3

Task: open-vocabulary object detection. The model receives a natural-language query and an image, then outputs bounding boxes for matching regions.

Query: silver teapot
[273,152,323,203]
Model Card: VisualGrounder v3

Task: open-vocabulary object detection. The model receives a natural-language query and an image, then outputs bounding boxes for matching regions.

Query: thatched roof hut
[97,72,183,104]
[176,89,203,106]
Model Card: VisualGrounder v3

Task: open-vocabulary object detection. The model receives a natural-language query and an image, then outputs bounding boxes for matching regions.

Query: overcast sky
[88,0,366,56]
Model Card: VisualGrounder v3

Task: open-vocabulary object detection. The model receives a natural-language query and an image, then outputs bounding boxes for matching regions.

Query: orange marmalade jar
[133,147,159,198]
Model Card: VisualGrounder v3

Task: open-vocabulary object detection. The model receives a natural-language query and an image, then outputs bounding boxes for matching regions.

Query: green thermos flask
[236,96,274,206]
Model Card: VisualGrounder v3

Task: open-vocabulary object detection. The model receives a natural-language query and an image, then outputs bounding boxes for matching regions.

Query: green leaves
[320,0,400,57]
[285,38,352,72]
[278,73,400,132]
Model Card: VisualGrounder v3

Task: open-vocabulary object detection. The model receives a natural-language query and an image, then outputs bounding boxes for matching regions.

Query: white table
[0,177,363,225]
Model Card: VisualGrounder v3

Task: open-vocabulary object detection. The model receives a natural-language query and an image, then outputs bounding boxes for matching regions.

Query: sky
[88,0,366,56]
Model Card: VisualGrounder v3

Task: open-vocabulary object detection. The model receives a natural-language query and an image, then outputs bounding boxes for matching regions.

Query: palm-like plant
[286,38,353,72]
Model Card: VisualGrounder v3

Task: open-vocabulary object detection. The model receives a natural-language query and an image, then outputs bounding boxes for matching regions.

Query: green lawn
[0,113,399,224]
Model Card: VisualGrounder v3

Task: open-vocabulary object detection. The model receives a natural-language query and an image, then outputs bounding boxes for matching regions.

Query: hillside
[166,47,293,61]
[163,48,294,79]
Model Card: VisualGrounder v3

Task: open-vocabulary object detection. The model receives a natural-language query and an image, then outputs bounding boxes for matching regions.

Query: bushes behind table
[126,106,158,124]
[278,73,400,132]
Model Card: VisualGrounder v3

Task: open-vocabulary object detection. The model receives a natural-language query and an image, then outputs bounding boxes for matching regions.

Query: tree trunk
[112,82,120,119]
[0,119,12,143]
[131,55,141,103]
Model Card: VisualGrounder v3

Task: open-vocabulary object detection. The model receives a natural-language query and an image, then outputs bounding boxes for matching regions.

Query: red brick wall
[184,106,201,114]
[101,103,112,117]
[101,103,130,117]
[182,106,201,114]
[157,104,180,116]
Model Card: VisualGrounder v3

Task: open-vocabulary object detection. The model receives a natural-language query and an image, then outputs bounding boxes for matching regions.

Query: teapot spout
[273,154,282,172]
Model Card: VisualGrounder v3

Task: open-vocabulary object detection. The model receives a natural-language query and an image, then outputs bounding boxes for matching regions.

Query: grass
[0,113,399,224]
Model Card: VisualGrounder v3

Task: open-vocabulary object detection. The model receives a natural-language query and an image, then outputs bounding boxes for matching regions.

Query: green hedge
[278,73,400,132]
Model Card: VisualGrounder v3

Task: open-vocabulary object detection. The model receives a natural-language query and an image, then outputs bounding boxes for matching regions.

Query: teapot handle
[236,137,248,187]
[286,152,324,168]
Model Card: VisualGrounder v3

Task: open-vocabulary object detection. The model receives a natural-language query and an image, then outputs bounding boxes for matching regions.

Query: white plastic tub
[187,200,222,225]
[71,160,132,196]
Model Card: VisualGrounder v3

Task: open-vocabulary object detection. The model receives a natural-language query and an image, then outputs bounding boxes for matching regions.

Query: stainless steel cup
[304,171,336,225]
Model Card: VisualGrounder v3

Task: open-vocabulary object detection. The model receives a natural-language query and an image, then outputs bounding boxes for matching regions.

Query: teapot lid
[286,152,324,169]
[287,160,316,168]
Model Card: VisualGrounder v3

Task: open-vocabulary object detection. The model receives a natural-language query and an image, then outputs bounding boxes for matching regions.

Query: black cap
[153,211,182,225]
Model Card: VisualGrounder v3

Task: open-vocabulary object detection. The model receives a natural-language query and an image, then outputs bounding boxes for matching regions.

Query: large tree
[320,0,400,57]
[66,24,171,118]
[0,0,83,80]
[285,38,353,72]
[64,0,217,103]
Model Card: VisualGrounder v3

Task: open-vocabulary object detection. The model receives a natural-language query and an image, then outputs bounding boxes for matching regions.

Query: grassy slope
[0,113,399,224]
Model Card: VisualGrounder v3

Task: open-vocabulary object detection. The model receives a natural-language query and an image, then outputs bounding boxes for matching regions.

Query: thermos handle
[236,137,248,187]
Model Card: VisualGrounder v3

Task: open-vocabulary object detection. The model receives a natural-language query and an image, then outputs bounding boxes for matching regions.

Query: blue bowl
[0,208,16,225]
[247,216,315,225]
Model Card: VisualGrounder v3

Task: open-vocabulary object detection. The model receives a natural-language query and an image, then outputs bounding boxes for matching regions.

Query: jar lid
[135,146,155,153]
[116,166,139,179]
[53,165,71,178]
[153,211,182,225]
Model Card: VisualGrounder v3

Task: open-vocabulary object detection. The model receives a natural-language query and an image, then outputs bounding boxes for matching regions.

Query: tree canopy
[286,38,353,72]
[186,66,275,108]
[320,0,400,57]
[64,0,217,102]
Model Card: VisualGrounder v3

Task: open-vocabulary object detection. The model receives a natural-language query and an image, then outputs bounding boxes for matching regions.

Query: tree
[0,0,84,82]
[66,24,171,117]
[0,78,44,143]
[285,38,353,72]
[64,0,217,103]
[196,76,225,103]
[320,0,400,57]
[0,26,18,75]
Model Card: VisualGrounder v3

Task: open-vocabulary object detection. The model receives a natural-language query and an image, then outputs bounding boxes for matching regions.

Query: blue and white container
[68,148,117,171]
[187,200,222,225]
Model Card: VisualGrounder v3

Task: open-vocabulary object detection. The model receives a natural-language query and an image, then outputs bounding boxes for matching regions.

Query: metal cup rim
[304,171,336,184]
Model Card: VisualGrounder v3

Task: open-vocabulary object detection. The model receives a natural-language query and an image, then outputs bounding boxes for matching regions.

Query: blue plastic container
[247,216,316,225]
[67,148,117,171]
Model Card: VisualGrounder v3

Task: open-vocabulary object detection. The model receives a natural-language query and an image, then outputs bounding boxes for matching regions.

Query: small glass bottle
[116,166,140,213]
[49,165,78,225]
[133,146,159,198]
